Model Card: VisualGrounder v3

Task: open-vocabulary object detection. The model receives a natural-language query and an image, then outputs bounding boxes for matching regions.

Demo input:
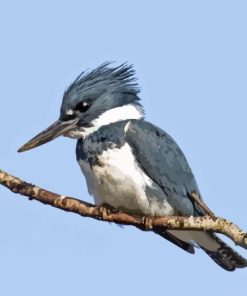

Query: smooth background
[0,1,247,295]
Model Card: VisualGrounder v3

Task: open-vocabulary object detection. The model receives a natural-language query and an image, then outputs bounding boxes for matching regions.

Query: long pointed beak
[18,119,78,152]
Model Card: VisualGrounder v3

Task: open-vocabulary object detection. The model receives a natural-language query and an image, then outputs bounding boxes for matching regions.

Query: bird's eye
[75,99,92,113]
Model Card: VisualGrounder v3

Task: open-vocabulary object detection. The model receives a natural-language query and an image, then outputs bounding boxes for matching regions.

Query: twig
[0,168,247,249]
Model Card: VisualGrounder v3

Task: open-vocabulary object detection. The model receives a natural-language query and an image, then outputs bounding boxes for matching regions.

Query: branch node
[54,195,67,207]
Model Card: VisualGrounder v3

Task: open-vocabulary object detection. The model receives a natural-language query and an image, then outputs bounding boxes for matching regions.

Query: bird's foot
[141,215,154,230]
[99,203,119,219]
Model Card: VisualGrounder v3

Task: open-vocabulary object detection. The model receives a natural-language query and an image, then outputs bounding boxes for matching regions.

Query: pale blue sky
[1,1,247,295]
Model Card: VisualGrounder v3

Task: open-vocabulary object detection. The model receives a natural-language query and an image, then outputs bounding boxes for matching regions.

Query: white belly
[78,143,175,216]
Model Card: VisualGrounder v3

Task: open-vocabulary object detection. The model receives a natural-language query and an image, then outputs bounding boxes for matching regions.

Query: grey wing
[125,119,204,216]
[125,120,247,271]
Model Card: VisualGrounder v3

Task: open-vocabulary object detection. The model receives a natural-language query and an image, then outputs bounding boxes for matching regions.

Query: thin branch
[0,168,247,249]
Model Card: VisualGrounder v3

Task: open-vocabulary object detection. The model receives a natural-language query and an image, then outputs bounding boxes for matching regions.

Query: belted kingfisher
[18,63,247,271]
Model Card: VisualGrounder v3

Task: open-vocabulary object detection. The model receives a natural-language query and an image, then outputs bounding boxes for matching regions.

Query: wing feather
[125,120,204,216]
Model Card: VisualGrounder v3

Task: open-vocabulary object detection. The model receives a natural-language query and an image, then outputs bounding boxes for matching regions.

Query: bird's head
[18,62,144,152]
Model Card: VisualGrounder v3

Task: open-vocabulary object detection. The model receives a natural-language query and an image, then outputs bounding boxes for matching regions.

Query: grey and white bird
[18,63,247,271]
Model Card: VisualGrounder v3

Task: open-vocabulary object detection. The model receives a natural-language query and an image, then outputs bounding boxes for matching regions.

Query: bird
[18,62,247,271]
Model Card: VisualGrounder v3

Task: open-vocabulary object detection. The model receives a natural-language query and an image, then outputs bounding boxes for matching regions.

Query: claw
[141,215,153,230]
[98,203,119,220]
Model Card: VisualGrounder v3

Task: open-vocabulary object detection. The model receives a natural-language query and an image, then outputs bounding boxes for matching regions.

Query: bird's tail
[157,229,247,271]
[189,231,247,271]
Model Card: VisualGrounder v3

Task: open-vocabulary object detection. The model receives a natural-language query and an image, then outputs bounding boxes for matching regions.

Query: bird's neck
[66,103,144,139]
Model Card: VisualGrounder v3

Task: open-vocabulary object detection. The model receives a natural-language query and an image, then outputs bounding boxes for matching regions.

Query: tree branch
[1,168,247,250]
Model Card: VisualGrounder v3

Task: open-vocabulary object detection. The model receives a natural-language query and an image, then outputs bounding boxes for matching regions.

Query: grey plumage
[125,120,205,216]
[64,62,140,98]
[77,119,203,216]
[76,118,247,271]
[60,62,141,122]
[19,62,247,271]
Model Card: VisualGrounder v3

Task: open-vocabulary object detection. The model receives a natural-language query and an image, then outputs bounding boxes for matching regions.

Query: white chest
[78,143,174,216]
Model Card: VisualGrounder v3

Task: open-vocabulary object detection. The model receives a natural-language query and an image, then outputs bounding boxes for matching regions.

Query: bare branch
[1,168,247,249]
